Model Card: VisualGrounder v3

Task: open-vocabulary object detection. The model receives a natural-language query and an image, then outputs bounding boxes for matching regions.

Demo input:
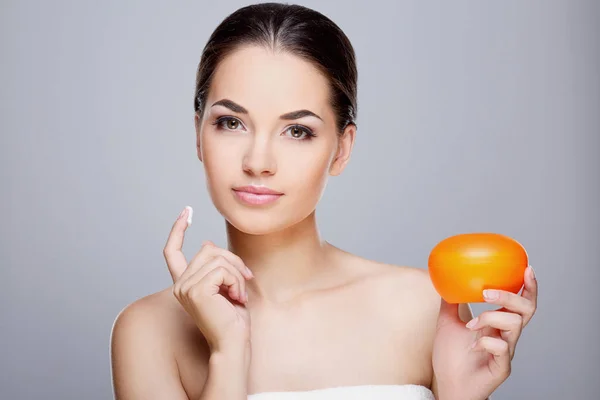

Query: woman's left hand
[432,265,538,400]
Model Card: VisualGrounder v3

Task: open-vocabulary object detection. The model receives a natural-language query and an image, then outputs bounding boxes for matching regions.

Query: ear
[329,123,356,176]
[195,112,203,163]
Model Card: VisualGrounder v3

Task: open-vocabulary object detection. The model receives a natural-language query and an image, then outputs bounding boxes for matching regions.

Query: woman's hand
[163,206,254,353]
[432,265,538,400]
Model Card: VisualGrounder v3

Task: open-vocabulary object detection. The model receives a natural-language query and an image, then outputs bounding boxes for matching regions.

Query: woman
[110,3,538,399]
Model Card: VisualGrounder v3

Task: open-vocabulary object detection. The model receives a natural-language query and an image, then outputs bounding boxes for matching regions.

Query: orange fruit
[428,233,528,303]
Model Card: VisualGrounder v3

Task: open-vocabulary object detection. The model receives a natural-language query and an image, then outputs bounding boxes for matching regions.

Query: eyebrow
[211,99,323,121]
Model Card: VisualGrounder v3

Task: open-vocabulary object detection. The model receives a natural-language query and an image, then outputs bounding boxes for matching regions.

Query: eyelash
[211,116,317,140]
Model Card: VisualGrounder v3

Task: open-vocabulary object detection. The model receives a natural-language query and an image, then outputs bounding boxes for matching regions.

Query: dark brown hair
[194,2,358,133]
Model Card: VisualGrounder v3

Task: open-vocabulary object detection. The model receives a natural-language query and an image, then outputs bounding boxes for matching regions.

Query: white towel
[248,384,435,399]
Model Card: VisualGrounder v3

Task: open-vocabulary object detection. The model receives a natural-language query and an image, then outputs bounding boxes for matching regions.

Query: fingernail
[185,206,193,226]
[466,317,478,329]
[483,289,499,301]
[178,207,187,219]
[244,291,249,303]
[529,265,536,280]
[246,267,254,278]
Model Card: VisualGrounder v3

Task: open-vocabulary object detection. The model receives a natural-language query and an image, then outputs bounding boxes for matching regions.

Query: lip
[232,185,284,205]
[233,185,283,195]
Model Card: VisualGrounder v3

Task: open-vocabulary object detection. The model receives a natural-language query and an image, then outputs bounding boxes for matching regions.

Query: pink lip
[232,186,284,205]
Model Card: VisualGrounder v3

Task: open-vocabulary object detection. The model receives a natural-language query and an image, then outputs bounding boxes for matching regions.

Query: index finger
[163,206,193,282]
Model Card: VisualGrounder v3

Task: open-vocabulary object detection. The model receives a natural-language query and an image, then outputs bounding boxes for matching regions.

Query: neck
[226,211,334,304]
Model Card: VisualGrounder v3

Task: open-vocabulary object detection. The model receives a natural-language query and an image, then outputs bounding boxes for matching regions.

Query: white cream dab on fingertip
[185,206,193,226]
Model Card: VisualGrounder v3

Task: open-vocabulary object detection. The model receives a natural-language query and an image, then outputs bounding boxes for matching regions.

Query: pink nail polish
[483,289,499,301]
[466,317,478,329]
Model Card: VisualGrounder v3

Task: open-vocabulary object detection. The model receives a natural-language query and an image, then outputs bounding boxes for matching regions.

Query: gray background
[1,0,598,399]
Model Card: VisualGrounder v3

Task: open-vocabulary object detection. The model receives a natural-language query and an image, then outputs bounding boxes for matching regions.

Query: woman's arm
[200,344,251,400]
[110,302,191,399]
[431,303,490,400]
[110,299,250,400]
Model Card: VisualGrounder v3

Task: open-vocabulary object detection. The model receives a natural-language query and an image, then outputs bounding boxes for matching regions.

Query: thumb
[436,297,461,328]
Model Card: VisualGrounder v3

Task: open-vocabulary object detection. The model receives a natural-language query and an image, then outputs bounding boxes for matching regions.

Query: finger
[436,297,461,329]
[182,256,248,303]
[471,336,511,378]
[176,241,215,284]
[520,265,538,319]
[190,241,253,280]
[180,256,247,303]
[198,266,242,300]
[482,288,536,327]
[466,311,523,358]
[163,206,193,282]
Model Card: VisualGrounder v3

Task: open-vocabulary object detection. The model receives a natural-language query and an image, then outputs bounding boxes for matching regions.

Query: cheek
[282,144,334,196]
[202,137,240,189]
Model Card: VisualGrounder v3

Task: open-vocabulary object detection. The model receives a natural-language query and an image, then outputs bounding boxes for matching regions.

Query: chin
[223,209,296,235]
[228,219,285,235]
[218,201,313,236]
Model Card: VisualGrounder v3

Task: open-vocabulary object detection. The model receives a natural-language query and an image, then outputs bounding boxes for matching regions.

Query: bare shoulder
[111,286,188,344]
[346,254,474,326]
[353,257,442,322]
[110,287,205,399]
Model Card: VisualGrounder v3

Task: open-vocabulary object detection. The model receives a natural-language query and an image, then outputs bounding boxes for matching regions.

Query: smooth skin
[110,45,538,400]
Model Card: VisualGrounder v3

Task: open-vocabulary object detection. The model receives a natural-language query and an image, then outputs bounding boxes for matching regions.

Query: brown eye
[227,119,239,130]
[284,125,315,140]
[290,126,303,138]
[213,117,245,131]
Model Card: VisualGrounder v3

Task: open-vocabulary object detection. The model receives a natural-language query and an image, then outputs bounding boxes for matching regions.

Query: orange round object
[428,233,528,303]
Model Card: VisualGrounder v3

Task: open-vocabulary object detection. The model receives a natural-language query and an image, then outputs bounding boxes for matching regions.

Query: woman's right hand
[163,206,254,352]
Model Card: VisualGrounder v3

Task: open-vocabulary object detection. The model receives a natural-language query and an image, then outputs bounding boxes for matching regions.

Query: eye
[284,125,316,140]
[213,116,246,131]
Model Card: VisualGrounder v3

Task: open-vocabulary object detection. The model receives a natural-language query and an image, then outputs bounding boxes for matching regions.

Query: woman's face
[195,45,355,235]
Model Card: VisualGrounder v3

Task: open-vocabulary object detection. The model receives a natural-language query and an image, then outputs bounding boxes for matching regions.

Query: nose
[242,137,277,177]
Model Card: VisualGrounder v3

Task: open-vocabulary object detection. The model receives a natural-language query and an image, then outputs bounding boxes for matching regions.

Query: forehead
[207,45,332,118]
